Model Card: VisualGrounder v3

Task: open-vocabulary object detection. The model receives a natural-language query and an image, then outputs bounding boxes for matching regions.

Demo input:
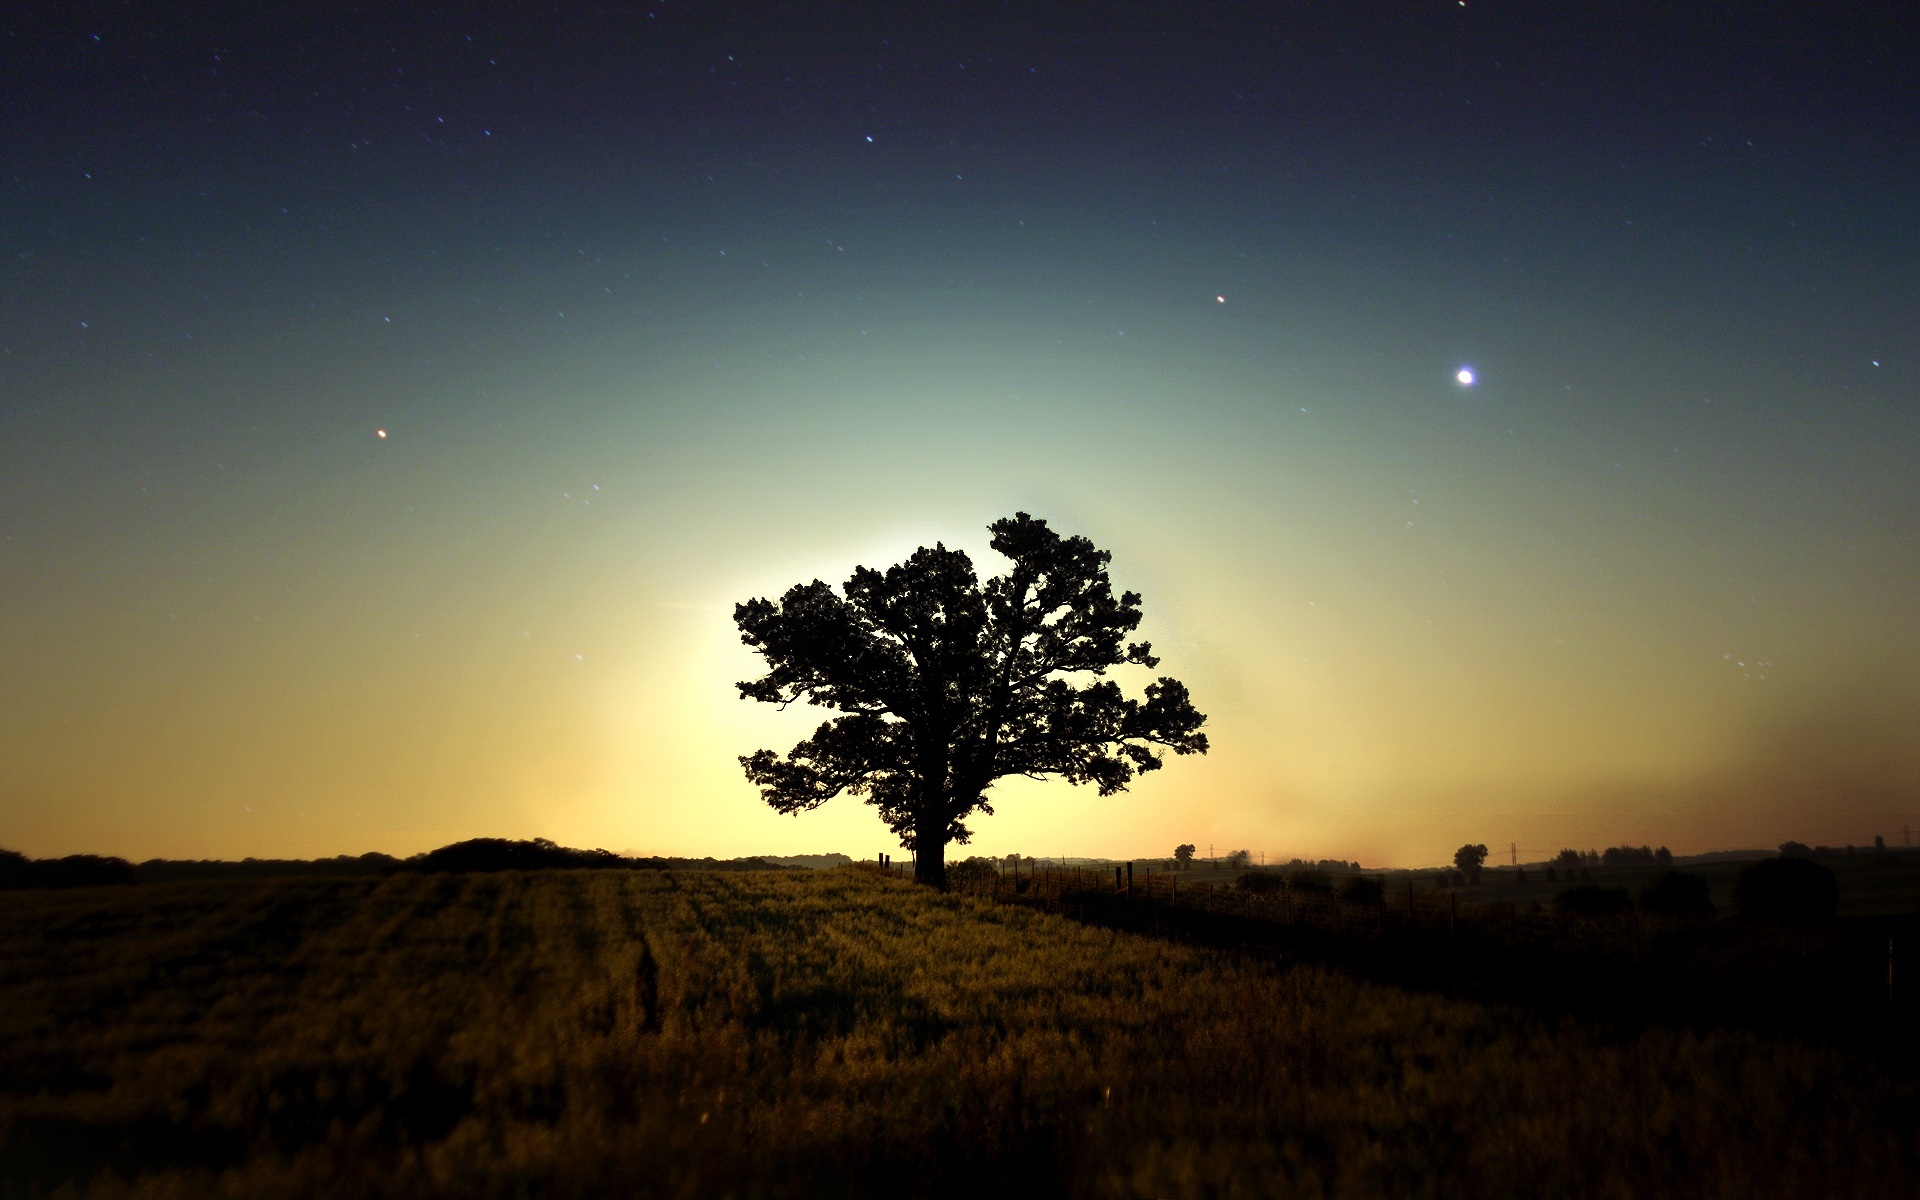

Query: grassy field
[3,868,1917,1198]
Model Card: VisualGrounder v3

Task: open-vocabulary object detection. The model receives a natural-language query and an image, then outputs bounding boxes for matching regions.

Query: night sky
[4,2,1915,865]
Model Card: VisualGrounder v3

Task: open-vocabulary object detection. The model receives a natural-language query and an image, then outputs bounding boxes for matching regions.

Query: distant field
[3,869,1917,1198]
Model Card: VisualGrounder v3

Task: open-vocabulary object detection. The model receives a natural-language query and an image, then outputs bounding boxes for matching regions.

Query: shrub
[402,838,628,872]
[1638,871,1714,919]
[1736,857,1838,924]
[1338,876,1385,905]
[1237,870,1286,894]
[1287,870,1334,896]
[946,858,1000,890]
[1555,885,1632,919]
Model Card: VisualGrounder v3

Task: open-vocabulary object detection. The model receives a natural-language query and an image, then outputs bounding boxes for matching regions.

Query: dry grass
[2,868,1914,1198]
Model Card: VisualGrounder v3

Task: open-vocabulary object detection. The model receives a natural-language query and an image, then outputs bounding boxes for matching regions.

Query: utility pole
[1510,842,1517,868]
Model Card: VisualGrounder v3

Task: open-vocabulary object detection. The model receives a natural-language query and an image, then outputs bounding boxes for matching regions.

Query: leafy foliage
[945,857,1001,890]
[735,514,1207,885]
[1453,843,1489,884]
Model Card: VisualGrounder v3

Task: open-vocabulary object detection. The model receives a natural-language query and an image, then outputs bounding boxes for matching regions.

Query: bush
[402,838,629,872]
[1736,857,1838,924]
[1637,870,1714,919]
[1236,870,1286,894]
[1338,876,1385,905]
[1555,885,1632,919]
[1287,870,1333,896]
[947,858,1000,889]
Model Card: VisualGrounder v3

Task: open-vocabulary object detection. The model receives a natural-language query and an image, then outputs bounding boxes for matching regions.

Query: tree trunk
[913,814,948,890]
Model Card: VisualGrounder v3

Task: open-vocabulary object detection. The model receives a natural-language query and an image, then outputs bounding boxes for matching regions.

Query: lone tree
[734,513,1209,889]
[1174,843,1196,869]
[1453,843,1489,885]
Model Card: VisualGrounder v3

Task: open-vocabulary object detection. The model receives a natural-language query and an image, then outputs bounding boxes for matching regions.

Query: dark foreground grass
[2,869,1915,1198]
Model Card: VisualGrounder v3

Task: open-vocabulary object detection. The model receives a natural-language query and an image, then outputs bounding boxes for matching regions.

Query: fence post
[1449,890,1456,941]
[1127,861,1134,892]
[1115,865,1122,893]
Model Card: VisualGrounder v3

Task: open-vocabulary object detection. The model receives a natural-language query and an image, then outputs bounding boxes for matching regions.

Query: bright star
[1216,295,1226,303]
[376,429,387,438]
[1456,367,1476,386]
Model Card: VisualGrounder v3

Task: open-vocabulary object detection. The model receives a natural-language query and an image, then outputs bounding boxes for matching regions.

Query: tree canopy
[734,513,1208,887]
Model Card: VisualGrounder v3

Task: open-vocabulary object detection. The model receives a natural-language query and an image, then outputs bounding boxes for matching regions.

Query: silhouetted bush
[1287,870,1334,896]
[947,858,999,889]
[1777,841,1813,859]
[403,838,626,873]
[1736,857,1838,924]
[1554,885,1632,919]
[1237,870,1286,894]
[0,849,138,890]
[1637,870,1714,919]
[1338,876,1385,905]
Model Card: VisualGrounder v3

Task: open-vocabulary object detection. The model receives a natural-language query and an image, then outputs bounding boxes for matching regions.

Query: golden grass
[1,868,1914,1198]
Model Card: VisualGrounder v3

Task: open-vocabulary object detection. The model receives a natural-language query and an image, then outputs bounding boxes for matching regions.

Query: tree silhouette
[1453,843,1488,885]
[1175,843,1196,869]
[734,513,1209,888]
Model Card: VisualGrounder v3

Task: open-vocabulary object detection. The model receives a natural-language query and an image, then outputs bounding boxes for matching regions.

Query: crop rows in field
[2,869,1915,1198]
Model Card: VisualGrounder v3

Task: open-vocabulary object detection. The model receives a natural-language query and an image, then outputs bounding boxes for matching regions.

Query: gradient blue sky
[3,2,1915,864]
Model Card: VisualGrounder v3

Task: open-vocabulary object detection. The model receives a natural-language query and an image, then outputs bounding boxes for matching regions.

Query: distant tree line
[0,849,136,889]
[395,839,793,874]
[1236,868,1386,905]
[1553,856,1840,925]
[1,840,806,889]
[1551,846,1675,870]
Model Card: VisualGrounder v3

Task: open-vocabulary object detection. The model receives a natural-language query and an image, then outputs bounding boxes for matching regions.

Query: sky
[2,1,1915,867]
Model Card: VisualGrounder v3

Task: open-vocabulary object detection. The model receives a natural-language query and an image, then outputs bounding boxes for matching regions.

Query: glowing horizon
[2,7,1914,868]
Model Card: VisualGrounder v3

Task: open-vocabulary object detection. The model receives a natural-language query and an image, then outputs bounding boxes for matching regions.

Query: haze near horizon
[2,3,1914,867]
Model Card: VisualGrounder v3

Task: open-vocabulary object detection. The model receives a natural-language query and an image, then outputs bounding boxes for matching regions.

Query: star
[376,429,387,438]
[1456,367,1476,386]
